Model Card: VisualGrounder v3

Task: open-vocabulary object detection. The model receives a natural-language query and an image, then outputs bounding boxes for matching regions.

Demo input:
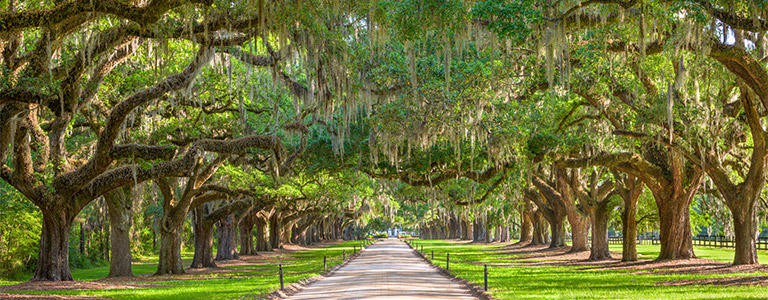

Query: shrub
[0,186,42,279]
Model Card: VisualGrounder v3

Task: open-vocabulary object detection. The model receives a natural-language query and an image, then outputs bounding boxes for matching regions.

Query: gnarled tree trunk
[731,201,759,265]
[618,174,643,262]
[33,207,75,281]
[255,216,271,251]
[549,217,566,248]
[156,225,183,275]
[569,215,590,252]
[269,213,282,250]
[518,204,533,244]
[588,200,613,260]
[531,210,549,245]
[239,212,256,255]
[215,214,238,260]
[105,187,134,277]
[190,206,216,268]
[655,190,696,260]
[473,218,487,242]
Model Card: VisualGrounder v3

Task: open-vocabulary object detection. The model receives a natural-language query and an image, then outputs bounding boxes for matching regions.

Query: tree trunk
[618,174,643,262]
[485,215,493,243]
[549,217,566,248]
[589,201,612,260]
[519,206,533,243]
[269,213,282,250]
[105,188,134,277]
[32,207,74,281]
[569,216,590,252]
[79,222,85,255]
[156,226,184,275]
[280,220,294,247]
[531,211,549,245]
[239,217,255,255]
[731,202,759,265]
[450,215,460,238]
[649,151,701,260]
[473,219,486,242]
[255,217,271,251]
[190,207,216,268]
[499,225,510,242]
[461,218,471,240]
[621,196,638,262]
[656,194,695,260]
[215,214,238,260]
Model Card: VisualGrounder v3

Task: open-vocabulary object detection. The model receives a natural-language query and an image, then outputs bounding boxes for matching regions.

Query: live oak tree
[0,0,380,281]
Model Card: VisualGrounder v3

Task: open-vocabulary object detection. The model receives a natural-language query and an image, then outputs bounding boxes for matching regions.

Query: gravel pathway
[286,239,478,300]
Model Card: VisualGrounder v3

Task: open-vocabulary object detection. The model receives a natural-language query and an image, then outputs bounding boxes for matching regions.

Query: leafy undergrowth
[411,240,768,300]
[5,240,368,300]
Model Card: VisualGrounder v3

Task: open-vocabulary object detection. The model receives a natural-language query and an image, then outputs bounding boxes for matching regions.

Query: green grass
[409,240,768,300]
[7,241,371,300]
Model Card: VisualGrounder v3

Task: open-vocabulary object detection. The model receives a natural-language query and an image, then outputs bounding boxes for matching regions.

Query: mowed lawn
[3,240,370,300]
[410,240,768,300]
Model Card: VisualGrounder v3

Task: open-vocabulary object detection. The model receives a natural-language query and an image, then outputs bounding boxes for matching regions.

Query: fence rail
[643,235,768,250]
[606,236,651,245]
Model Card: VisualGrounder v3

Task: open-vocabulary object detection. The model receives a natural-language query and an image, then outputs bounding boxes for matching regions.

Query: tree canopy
[2,0,768,282]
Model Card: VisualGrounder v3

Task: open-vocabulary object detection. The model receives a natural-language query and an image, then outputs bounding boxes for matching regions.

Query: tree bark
[528,176,568,248]
[550,217,566,247]
[105,187,134,277]
[215,214,238,260]
[485,214,493,243]
[519,204,533,243]
[460,217,471,240]
[255,216,271,251]
[499,225,510,242]
[531,210,549,245]
[732,202,759,265]
[621,207,638,262]
[269,213,282,250]
[156,225,184,275]
[656,195,695,260]
[239,214,256,255]
[473,218,486,242]
[190,207,216,268]
[79,222,86,255]
[618,175,643,262]
[589,200,612,260]
[32,207,74,281]
[570,216,590,252]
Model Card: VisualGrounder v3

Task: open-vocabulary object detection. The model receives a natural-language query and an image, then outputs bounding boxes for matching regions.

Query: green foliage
[472,0,542,44]
[0,184,41,279]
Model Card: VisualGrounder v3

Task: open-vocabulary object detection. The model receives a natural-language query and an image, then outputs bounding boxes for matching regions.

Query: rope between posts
[237,239,375,299]
[404,239,490,292]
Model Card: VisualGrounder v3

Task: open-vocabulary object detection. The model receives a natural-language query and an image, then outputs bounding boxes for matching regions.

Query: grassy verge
[409,240,768,300]
[6,240,371,300]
